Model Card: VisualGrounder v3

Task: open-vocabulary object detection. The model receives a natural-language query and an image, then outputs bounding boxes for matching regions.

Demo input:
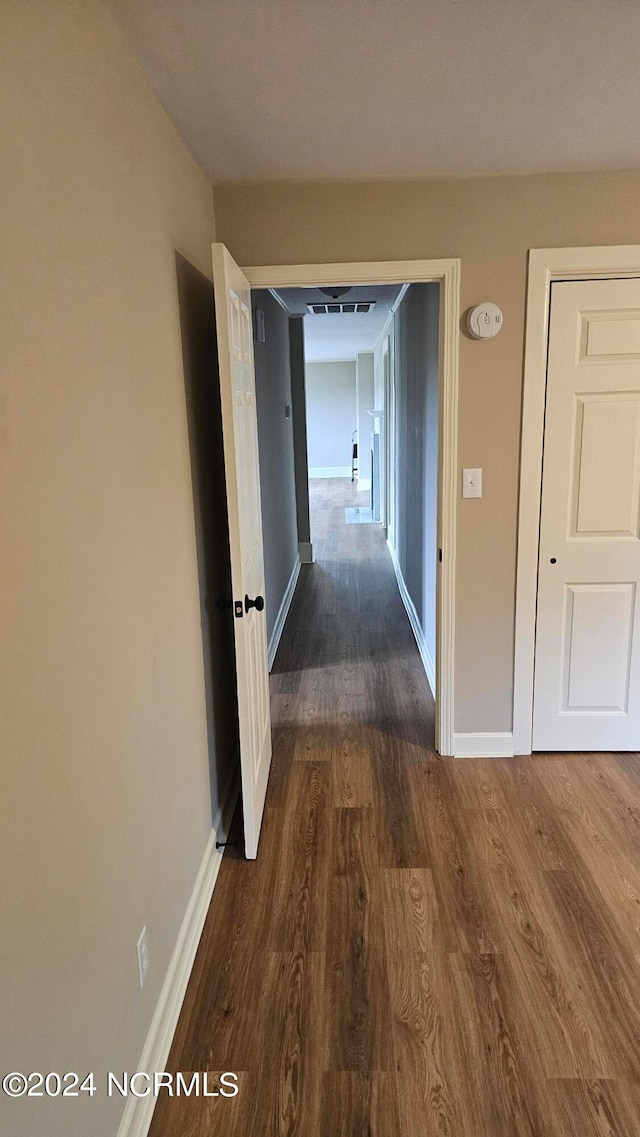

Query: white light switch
[462,468,482,498]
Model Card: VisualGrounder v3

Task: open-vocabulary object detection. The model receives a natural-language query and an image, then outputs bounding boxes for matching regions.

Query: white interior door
[212,243,271,857]
[533,277,640,751]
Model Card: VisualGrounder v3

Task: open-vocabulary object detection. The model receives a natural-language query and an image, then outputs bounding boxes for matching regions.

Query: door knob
[215,596,233,611]
[245,594,265,613]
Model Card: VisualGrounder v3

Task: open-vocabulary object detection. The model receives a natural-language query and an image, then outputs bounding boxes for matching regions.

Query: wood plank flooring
[149,478,640,1137]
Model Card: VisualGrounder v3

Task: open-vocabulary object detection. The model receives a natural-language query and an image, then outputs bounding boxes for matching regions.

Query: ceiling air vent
[307,301,376,315]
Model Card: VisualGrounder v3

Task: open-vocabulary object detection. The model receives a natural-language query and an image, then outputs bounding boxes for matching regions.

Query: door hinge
[438,547,443,563]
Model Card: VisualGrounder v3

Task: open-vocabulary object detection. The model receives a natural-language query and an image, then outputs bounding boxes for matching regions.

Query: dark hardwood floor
[150,478,640,1136]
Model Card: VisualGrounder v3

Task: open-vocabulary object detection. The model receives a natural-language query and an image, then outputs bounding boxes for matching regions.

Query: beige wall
[1,3,217,1134]
[214,172,640,733]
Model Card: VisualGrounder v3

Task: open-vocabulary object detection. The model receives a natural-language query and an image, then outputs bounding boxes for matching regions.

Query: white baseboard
[268,556,301,670]
[117,770,239,1137]
[453,732,515,758]
[309,466,351,478]
[298,541,314,564]
[357,477,371,492]
[388,541,436,698]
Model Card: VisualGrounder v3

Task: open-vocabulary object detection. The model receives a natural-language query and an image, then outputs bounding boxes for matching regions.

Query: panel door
[533,278,640,751]
[212,243,271,856]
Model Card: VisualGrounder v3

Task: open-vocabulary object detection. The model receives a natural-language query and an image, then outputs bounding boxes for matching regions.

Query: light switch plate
[462,468,482,498]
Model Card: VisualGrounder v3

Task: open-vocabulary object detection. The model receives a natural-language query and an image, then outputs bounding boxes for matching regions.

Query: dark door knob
[245,594,265,613]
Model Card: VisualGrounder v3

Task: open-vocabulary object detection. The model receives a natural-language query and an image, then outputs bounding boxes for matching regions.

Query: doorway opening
[248,267,457,757]
[209,249,459,857]
[273,284,404,547]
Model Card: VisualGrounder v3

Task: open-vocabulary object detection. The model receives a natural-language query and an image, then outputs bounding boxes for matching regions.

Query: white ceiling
[302,310,391,363]
[274,285,402,315]
[106,0,640,182]
[271,286,400,362]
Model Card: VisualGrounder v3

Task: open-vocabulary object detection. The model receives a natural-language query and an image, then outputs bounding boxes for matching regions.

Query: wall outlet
[136,927,149,988]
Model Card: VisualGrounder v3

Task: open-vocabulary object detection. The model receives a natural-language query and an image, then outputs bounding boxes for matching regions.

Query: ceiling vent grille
[306,301,376,315]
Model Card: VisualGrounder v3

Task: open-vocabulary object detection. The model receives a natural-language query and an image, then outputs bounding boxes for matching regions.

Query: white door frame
[244,258,460,756]
[384,282,409,548]
[514,245,640,755]
[382,333,392,536]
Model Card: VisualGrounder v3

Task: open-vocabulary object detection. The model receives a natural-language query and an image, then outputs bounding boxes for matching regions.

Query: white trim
[306,356,360,364]
[245,259,461,290]
[386,325,397,550]
[268,556,301,670]
[373,316,394,352]
[374,325,393,531]
[436,259,460,756]
[514,245,640,756]
[298,541,314,563]
[372,298,405,539]
[268,287,291,314]
[453,732,515,758]
[372,316,394,530]
[388,541,436,697]
[117,770,239,1137]
[244,259,460,757]
[357,477,371,493]
[391,283,410,314]
[309,465,351,478]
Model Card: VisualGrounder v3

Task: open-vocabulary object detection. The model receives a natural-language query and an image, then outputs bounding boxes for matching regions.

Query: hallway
[150,479,640,1137]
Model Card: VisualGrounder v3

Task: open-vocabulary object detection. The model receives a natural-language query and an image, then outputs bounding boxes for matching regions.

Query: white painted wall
[305,360,357,476]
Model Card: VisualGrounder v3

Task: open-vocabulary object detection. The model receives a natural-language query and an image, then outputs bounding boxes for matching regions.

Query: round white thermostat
[467,302,503,339]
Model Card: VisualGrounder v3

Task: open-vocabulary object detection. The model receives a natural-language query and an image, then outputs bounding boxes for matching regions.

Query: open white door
[212,243,271,858]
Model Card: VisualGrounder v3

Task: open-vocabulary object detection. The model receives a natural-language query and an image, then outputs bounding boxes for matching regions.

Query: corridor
[150,480,640,1137]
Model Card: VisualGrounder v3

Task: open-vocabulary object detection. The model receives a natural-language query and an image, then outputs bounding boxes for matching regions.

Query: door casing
[243,259,460,756]
[382,335,391,538]
[514,245,640,755]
